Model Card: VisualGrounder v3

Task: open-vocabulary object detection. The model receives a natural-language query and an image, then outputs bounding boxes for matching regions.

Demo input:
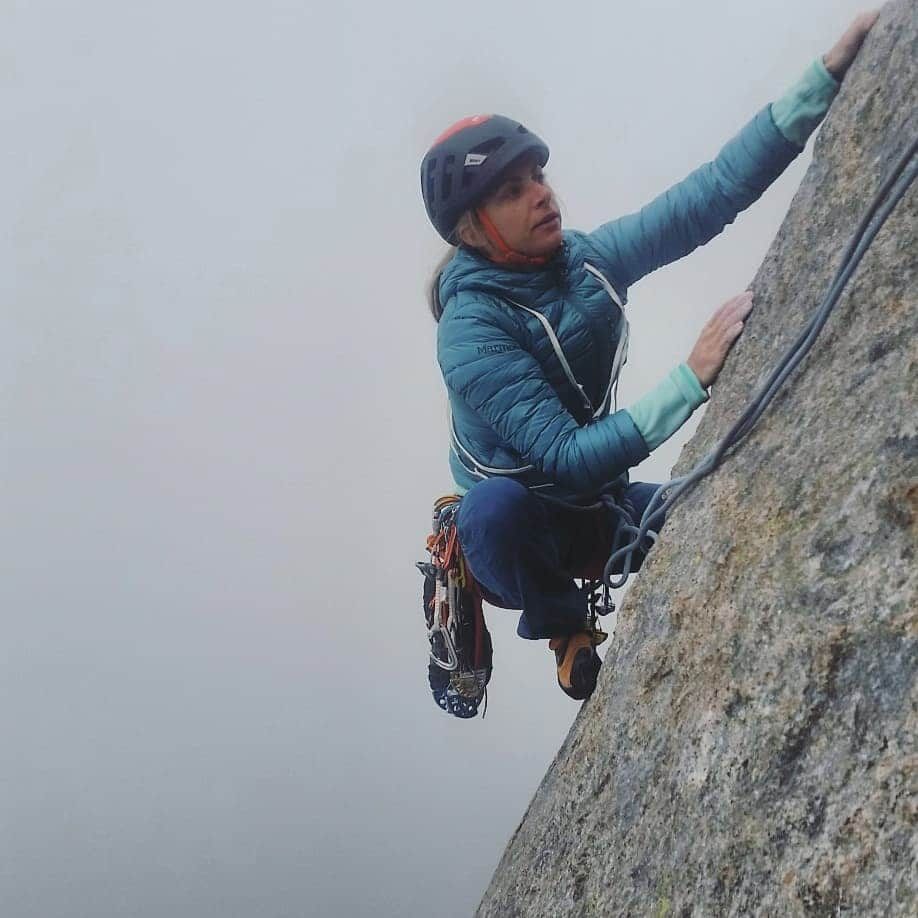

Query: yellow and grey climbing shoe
[549,633,602,701]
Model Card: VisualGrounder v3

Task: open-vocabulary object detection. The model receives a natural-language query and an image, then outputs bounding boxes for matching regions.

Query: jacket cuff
[770,57,840,148]
[626,363,709,452]
[673,361,709,405]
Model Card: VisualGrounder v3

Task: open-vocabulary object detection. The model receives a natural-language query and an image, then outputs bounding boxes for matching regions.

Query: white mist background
[2,1,871,915]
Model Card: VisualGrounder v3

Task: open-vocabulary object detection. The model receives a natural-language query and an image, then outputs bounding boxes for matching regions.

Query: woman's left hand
[823,10,881,81]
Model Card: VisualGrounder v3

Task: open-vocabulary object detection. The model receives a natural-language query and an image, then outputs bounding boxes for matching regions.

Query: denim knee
[457,478,535,548]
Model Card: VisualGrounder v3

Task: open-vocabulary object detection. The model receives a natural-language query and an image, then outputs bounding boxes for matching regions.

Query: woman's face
[478,156,562,257]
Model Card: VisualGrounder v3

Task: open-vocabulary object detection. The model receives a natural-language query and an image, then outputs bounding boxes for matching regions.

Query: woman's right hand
[823,10,881,81]
[686,291,754,388]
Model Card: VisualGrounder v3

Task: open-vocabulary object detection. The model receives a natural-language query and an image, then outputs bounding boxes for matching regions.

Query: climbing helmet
[420,114,550,243]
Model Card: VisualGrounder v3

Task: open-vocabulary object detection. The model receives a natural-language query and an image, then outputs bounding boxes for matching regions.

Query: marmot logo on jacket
[477,343,515,355]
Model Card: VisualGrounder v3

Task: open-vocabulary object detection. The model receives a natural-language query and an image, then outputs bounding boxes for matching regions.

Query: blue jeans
[456,478,664,640]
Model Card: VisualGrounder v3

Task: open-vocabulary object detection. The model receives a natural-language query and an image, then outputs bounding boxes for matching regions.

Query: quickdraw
[417,495,493,718]
[582,579,611,649]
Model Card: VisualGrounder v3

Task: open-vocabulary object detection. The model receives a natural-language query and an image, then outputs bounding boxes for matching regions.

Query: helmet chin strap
[476,208,550,268]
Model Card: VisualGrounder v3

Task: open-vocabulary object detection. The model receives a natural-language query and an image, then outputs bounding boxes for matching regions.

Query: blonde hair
[426,210,484,322]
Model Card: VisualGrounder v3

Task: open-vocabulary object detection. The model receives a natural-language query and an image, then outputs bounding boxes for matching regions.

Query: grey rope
[599,133,918,590]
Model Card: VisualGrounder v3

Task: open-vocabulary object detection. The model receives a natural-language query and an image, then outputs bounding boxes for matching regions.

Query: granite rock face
[477,4,917,916]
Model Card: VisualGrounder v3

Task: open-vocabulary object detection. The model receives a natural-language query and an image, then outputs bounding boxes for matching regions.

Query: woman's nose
[531,181,551,206]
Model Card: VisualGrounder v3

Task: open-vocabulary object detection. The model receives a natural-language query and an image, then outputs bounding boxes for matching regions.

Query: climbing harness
[417,496,493,718]
[417,494,611,717]
[600,134,918,590]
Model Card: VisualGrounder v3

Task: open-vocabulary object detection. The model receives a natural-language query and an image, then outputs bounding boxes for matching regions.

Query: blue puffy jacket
[437,106,801,500]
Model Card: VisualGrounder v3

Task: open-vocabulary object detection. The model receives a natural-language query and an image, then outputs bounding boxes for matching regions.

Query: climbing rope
[600,133,918,590]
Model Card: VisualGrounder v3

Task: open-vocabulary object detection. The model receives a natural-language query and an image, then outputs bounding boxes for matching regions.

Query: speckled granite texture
[477,3,916,915]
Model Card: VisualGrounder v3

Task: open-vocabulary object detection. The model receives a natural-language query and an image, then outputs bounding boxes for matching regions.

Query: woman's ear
[457,223,483,248]
[456,211,489,250]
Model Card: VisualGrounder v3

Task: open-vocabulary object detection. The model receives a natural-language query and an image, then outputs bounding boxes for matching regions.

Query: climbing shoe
[549,633,603,701]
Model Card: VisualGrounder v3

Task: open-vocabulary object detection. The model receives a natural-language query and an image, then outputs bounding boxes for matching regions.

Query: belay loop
[597,486,659,590]
[417,496,493,719]
[535,479,661,593]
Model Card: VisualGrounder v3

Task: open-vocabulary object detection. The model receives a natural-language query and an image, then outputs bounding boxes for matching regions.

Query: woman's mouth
[534,213,561,230]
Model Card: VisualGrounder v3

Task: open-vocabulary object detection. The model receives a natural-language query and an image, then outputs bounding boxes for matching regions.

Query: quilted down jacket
[437,105,801,500]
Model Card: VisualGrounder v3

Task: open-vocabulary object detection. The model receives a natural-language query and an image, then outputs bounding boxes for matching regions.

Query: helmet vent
[442,154,456,199]
[471,138,505,157]
[425,159,438,206]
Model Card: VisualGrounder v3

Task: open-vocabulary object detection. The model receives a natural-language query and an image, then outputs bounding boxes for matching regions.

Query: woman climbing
[419,12,879,702]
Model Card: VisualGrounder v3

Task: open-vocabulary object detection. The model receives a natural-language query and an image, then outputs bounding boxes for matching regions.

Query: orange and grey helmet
[420,114,550,243]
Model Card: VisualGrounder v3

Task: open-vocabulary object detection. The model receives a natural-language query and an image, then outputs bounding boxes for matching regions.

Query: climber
[419,12,880,701]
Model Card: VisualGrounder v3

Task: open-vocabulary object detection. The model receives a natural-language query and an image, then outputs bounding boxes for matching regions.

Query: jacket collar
[439,235,574,307]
